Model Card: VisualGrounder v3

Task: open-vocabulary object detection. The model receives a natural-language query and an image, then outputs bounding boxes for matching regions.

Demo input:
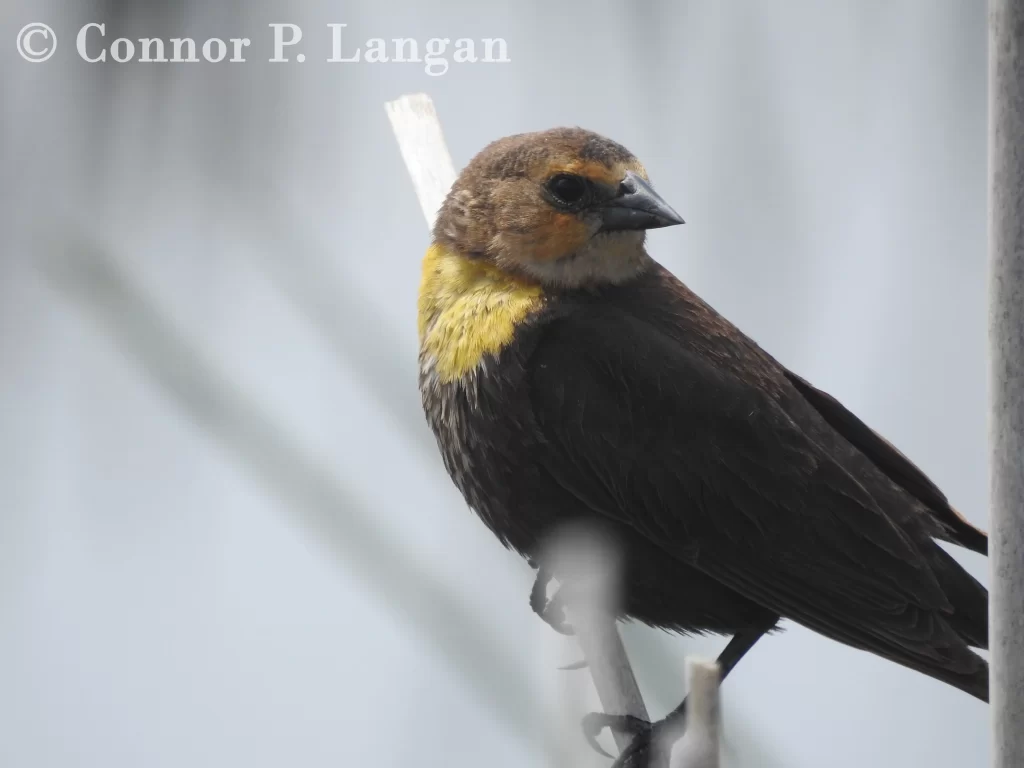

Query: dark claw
[529,566,548,615]
[582,703,689,768]
[529,566,575,635]
[581,712,652,760]
[614,727,661,768]
[559,659,588,671]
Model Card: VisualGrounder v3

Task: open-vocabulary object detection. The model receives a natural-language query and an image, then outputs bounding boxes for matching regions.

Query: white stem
[385,94,457,229]
[547,525,650,754]
[669,659,721,768]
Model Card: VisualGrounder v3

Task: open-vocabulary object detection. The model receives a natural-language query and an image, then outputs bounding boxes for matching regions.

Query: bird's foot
[529,565,575,636]
[582,703,687,768]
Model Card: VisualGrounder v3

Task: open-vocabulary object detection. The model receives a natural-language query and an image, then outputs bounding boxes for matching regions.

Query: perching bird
[417,128,988,764]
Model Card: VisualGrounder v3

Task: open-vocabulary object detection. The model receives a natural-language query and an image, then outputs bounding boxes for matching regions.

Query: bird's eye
[546,174,589,207]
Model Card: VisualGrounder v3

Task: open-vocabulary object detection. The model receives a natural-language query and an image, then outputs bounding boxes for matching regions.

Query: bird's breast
[417,243,544,383]
[417,244,548,542]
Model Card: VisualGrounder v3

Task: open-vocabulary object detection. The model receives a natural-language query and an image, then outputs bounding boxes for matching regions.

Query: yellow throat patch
[418,244,545,383]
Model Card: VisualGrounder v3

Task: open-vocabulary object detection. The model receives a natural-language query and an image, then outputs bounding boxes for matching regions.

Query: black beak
[597,171,685,233]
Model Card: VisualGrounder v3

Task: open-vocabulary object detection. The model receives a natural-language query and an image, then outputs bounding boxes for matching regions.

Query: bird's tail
[842,539,990,703]
[911,542,989,701]
[866,638,989,702]
[931,545,989,650]
[946,661,990,703]
[918,650,989,703]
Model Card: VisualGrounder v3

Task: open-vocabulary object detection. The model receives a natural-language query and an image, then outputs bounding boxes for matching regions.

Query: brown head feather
[433,128,654,288]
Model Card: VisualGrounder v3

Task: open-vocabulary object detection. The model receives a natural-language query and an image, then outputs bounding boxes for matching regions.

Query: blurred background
[1,1,989,766]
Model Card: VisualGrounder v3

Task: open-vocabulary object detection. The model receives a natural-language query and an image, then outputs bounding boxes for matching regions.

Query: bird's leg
[529,564,575,636]
[582,627,769,766]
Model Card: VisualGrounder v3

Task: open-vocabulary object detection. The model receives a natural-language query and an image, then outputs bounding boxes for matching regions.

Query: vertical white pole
[989,3,1024,766]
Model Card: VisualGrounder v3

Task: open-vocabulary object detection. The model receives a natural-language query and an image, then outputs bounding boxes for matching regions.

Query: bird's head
[433,127,683,289]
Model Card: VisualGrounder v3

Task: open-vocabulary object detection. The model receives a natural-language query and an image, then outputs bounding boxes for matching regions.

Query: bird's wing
[527,306,973,669]
[782,370,988,555]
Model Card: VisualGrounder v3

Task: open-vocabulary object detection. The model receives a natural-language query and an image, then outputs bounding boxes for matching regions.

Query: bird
[417,127,989,765]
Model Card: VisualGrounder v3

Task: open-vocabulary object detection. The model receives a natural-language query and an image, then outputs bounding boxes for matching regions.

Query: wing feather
[528,308,972,667]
